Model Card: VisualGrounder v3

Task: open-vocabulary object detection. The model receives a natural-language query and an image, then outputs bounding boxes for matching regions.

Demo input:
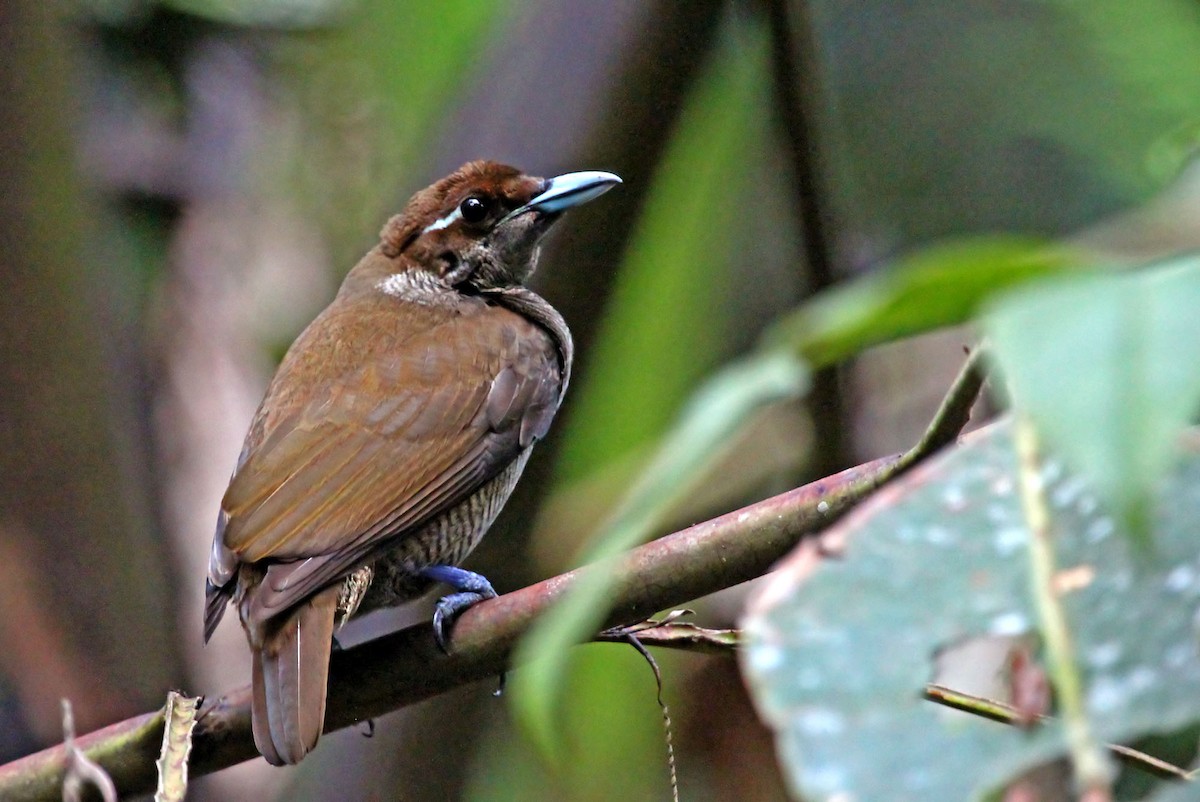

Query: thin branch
[891,344,987,472]
[924,684,1017,726]
[0,354,985,800]
[910,345,988,455]
[924,685,1195,783]
[60,699,116,802]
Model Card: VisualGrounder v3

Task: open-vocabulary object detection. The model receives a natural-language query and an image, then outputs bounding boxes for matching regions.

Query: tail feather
[251,586,338,765]
[250,650,283,766]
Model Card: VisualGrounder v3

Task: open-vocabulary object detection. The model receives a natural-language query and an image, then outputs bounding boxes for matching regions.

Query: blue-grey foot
[419,565,498,653]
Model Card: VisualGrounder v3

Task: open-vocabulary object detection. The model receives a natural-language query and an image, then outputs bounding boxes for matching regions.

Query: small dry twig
[60,700,116,802]
[621,633,679,802]
[924,684,1195,782]
[597,611,738,655]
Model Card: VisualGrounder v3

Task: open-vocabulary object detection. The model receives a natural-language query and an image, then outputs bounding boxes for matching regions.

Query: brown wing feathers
[244,437,498,624]
[222,307,515,554]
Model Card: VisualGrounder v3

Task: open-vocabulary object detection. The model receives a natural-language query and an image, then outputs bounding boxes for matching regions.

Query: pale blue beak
[502,170,621,222]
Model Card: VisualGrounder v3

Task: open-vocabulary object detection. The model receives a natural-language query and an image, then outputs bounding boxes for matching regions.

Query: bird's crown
[375,160,620,289]
[380,161,538,261]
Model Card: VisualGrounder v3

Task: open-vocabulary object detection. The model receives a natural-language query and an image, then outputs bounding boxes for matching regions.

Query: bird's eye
[459,196,488,224]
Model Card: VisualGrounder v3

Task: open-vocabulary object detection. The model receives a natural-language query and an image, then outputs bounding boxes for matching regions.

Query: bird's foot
[419,566,498,653]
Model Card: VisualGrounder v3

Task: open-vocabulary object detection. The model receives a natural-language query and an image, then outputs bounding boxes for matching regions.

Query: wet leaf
[742,420,1200,800]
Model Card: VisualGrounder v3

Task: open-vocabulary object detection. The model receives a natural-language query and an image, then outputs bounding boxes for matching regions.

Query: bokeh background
[3,1,1200,800]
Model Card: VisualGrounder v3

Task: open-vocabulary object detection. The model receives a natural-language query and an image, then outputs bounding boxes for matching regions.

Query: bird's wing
[218,297,561,622]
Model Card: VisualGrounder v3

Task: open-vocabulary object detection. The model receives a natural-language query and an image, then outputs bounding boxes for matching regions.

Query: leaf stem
[923,685,1193,782]
[1014,417,1114,797]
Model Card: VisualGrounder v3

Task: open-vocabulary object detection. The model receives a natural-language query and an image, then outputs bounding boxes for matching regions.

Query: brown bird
[203,161,620,765]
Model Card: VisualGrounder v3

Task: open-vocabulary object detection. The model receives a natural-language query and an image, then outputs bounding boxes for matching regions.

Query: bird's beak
[500,170,622,223]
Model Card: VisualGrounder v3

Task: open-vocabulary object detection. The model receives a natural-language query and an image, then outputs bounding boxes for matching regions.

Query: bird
[203,160,620,765]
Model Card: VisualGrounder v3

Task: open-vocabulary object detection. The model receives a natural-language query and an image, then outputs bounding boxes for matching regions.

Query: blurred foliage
[466,646,677,802]
[765,234,1084,368]
[813,0,1200,246]
[512,351,807,759]
[274,2,511,264]
[554,17,774,485]
[987,258,1200,545]
[162,0,347,26]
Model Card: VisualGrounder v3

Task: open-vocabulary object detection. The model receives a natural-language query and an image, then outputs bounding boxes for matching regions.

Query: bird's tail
[251,586,339,765]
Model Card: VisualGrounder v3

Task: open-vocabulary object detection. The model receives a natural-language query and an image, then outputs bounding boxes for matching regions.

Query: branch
[0,353,985,800]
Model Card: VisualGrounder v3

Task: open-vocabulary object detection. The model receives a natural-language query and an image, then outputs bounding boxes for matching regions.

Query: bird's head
[377,160,620,289]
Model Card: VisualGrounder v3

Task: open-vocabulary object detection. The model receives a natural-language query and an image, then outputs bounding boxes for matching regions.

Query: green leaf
[510,350,808,759]
[986,257,1200,542]
[765,235,1084,368]
[741,419,1200,800]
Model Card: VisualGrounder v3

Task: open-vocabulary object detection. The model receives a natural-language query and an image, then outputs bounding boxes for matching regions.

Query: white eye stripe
[421,207,463,235]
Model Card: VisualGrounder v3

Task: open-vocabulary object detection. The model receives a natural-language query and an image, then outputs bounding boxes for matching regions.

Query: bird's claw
[432,595,507,695]
[420,566,498,654]
[431,591,493,653]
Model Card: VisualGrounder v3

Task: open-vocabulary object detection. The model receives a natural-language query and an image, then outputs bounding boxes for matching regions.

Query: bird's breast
[347,448,533,615]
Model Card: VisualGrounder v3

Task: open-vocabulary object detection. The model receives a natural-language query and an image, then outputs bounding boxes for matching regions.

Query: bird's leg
[419,565,498,652]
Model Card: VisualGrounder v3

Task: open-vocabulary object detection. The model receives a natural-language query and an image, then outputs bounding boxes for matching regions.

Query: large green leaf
[765,235,1084,368]
[986,257,1200,541]
[1147,777,1200,801]
[741,420,1200,800]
